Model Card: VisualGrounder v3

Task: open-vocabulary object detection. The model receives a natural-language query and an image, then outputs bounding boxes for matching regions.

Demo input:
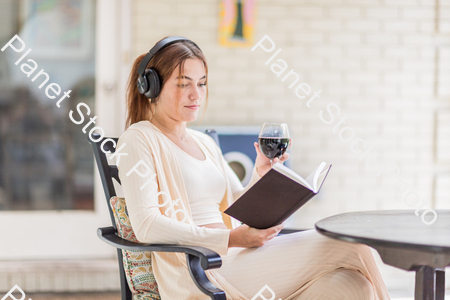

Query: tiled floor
[24,291,450,299]
[27,292,121,300]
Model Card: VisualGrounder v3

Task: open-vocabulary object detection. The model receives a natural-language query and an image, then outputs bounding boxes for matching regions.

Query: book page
[305,162,327,193]
[316,165,332,192]
[272,162,312,190]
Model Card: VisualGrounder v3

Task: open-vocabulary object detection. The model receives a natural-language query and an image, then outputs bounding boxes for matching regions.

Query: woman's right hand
[228,223,285,248]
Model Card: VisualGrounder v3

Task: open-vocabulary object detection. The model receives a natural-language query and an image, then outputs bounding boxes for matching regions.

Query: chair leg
[117,249,132,300]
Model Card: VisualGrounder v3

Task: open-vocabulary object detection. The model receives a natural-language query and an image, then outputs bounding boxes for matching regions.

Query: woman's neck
[151,115,186,135]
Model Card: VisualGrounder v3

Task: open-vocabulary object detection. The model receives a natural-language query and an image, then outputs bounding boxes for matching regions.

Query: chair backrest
[89,129,220,229]
[89,128,219,300]
[89,133,120,229]
[204,129,220,148]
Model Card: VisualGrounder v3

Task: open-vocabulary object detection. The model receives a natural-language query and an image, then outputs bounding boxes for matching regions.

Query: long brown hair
[125,36,209,129]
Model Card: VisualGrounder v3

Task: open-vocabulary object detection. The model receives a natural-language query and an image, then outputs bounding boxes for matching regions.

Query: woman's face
[156,58,207,123]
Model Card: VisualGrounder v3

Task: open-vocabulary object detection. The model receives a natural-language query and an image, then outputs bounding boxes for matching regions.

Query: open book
[224,162,332,229]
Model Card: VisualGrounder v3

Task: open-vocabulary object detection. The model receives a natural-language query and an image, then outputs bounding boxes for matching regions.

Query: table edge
[314,225,450,254]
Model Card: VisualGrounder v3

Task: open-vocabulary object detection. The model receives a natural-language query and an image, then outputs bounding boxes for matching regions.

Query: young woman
[117,36,391,300]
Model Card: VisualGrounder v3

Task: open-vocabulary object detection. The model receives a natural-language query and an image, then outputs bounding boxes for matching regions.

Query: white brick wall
[131,0,450,293]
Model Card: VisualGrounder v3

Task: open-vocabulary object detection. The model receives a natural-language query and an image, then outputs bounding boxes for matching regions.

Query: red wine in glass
[258,137,290,160]
[258,123,290,167]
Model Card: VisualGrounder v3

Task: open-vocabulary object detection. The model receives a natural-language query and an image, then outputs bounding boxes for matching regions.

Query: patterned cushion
[110,196,161,300]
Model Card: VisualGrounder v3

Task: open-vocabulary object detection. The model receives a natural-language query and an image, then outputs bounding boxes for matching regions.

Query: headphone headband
[137,36,202,99]
[137,36,201,76]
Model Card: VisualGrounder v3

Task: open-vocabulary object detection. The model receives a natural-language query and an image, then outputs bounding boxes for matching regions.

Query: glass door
[0,0,120,260]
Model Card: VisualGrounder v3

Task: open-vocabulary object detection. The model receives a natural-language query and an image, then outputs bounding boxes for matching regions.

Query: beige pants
[216,229,391,300]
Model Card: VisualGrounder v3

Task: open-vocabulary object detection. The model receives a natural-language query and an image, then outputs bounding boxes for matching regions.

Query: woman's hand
[253,139,292,177]
[228,223,285,248]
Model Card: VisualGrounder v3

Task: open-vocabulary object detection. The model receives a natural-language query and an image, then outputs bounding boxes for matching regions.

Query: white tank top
[170,137,227,226]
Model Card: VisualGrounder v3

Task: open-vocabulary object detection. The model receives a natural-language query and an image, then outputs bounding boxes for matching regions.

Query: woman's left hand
[253,139,292,177]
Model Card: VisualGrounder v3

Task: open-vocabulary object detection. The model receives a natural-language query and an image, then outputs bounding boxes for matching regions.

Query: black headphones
[137,36,202,100]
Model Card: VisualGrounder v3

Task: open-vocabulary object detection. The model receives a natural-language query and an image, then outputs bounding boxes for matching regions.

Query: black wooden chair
[89,129,304,300]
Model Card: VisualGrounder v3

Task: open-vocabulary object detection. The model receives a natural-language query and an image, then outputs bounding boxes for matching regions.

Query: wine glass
[258,122,290,167]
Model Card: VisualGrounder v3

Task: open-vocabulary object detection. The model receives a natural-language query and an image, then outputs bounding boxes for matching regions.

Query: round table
[315,209,450,300]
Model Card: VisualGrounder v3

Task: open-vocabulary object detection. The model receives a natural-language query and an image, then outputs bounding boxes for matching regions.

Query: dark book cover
[224,164,332,229]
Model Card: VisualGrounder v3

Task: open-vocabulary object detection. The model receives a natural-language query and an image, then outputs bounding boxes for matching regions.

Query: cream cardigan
[116,120,262,299]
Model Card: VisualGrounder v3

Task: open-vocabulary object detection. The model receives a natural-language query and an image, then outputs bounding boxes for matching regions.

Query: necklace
[153,121,187,141]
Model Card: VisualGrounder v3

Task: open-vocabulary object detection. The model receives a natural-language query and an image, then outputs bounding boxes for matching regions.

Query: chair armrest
[99,226,227,299]
[98,226,222,270]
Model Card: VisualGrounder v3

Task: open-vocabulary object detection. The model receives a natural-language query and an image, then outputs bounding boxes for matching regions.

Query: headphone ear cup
[137,75,148,95]
[144,68,161,99]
